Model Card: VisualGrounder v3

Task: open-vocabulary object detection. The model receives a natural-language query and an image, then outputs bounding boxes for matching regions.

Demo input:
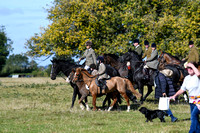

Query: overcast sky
[0,0,53,66]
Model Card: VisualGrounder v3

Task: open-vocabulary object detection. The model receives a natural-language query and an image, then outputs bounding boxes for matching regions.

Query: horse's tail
[124,79,141,99]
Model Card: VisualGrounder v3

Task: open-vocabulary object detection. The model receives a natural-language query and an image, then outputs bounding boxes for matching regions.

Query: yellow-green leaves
[26,0,200,59]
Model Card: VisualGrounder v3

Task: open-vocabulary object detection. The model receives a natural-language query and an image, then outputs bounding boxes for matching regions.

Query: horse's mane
[163,52,181,61]
[79,68,96,78]
[104,53,119,60]
[127,49,140,60]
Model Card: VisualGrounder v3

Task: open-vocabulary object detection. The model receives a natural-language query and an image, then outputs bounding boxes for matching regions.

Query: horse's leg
[138,82,144,104]
[84,97,90,111]
[78,94,88,110]
[92,94,97,111]
[70,84,78,108]
[102,94,111,109]
[143,85,153,101]
[120,92,130,112]
[107,97,117,112]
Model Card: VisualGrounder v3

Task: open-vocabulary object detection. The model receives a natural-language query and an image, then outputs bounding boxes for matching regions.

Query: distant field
[0,77,191,133]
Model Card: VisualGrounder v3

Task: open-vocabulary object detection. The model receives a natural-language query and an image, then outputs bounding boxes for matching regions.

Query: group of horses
[50,50,189,111]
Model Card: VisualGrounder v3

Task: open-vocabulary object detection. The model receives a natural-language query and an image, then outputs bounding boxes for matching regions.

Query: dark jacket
[155,72,176,99]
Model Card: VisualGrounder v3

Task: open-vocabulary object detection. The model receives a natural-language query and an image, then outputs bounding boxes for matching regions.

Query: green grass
[0,77,191,133]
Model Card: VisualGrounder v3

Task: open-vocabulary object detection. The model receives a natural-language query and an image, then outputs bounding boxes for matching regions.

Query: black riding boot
[99,79,107,90]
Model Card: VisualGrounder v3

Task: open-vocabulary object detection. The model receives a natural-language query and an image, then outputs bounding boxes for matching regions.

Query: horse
[157,52,190,102]
[158,51,184,70]
[72,68,141,111]
[119,50,157,103]
[50,59,132,110]
[50,59,89,110]
[103,54,129,79]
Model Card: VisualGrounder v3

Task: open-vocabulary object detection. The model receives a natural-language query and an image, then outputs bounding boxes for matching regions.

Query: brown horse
[103,53,129,78]
[72,68,141,111]
[158,51,183,70]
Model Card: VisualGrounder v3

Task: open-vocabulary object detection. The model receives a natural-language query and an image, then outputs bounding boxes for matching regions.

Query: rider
[142,40,151,60]
[79,40,97,70]
[90,64,98,75]
[133,39,143,60]
[127,39,143,73]
[96,56,110,90]
[143,43,159,79]
[182,41,199,68]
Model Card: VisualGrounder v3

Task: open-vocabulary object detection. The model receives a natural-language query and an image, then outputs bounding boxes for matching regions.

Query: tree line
[26,0,200,58]
[0,26,51,77]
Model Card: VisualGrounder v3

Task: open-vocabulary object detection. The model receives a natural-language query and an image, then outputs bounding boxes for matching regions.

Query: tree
[1,54,33,75]
[0,26,13,72]
[26,0,200,59]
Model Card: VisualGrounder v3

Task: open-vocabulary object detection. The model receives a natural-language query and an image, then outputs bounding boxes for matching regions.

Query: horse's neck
[61,63,77,76]
[81,71,94,85]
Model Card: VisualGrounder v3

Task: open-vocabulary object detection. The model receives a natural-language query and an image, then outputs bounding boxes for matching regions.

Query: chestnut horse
[158,51,184,70]
[72,68,141,112]
[158,51,200,71]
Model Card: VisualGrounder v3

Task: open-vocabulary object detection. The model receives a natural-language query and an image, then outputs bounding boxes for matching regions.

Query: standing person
[133,39,143,60]
[170,62,200,133]
[79,40,97,70]
[155,72,178,122]
[142,40,151,60]
[182,41,199,68]
[96,56,110,90]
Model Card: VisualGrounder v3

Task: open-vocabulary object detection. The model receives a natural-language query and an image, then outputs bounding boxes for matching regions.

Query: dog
[139,107,168,122]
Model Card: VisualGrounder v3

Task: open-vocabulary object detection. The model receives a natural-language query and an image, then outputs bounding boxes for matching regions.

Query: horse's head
[71,68,83,83]
[50,59,61,80]
[119,52,132,63]
[103,54,119,65]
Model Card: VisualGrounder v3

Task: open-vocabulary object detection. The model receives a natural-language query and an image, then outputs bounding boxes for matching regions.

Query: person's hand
[170,96,176,101]
[186,63,193,68]
[182,58,185,61]
[79,58,81,61]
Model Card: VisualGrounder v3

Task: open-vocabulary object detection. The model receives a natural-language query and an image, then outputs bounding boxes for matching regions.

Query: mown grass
[0,77,191,133]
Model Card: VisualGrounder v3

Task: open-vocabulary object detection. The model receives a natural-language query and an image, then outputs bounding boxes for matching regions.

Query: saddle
[142,68,154,81]
[95,78,109,90]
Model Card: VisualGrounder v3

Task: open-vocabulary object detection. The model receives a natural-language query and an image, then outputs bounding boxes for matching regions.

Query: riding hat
[133,39,139,43]
[151,43,156,48]
[189,41,194,45]
[97,56,104,62]
[144,40,149,45]
[85,40,92,46]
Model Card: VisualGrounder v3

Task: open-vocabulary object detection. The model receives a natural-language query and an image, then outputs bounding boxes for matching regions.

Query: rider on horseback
[143,43,159,80]
[96,56,110,90]
[182,41,199,68]
[79,40,97,71]
[142,40,152,60]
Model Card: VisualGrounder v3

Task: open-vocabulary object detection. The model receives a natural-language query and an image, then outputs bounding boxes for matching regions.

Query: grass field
[0,77,192,133]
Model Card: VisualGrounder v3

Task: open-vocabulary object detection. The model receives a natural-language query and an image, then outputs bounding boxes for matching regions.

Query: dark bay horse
[103,53,129,78]
[50,59,89,110]
[119,50,157,103]
[72,68,141,111]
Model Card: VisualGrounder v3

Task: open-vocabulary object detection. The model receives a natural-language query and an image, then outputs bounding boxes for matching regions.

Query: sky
[0,0,53,66]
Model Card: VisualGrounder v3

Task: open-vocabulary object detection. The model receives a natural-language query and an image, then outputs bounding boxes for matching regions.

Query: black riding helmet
[97,56,104,62]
